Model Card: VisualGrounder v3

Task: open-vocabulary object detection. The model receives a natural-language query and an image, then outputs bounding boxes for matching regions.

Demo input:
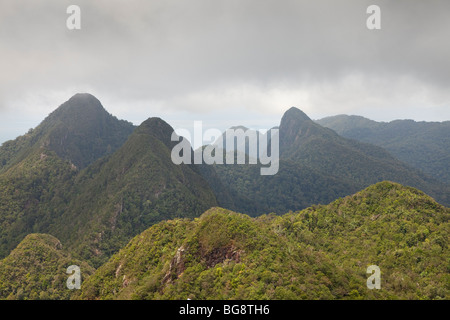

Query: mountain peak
[135,117,177,150]
[68,92,101,103]
[51,93,106,119]
[138,117,174,135]
[281,107,311,124]
[279,107,318,152]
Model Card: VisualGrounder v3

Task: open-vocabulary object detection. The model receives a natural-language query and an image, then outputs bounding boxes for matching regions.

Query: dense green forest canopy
[76,182,449,300]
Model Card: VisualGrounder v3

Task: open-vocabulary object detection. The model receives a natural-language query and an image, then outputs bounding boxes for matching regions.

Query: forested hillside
[77,182,449,300]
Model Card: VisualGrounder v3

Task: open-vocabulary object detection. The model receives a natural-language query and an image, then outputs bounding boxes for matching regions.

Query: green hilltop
[0,233,94,300]
[0,93,135,171]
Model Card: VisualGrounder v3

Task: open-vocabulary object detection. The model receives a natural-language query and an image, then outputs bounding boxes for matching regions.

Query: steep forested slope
[78,182,449,300]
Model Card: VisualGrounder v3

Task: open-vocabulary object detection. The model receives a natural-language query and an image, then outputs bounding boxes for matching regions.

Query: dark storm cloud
[0,0,449,143]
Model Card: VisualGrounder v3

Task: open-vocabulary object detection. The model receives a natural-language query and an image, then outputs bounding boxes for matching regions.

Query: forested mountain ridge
[316,114,450,184]
[76,181,449,300]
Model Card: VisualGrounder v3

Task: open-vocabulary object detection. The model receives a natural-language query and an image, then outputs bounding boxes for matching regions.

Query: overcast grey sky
[0,0,449,144]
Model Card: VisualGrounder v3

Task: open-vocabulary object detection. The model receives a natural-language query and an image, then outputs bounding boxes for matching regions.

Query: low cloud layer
[1,0,449,143]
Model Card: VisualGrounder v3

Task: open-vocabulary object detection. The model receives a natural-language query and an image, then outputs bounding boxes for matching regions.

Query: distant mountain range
[206,107,450,215]
[0,94,448,299]
[316,115,450,185]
